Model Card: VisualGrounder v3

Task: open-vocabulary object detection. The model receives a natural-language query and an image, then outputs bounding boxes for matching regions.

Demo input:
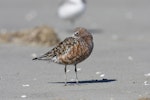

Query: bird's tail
[32,54,52,61]
[32,57,38,60]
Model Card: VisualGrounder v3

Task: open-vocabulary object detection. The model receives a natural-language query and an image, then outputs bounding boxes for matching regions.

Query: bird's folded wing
[33,37,77,61]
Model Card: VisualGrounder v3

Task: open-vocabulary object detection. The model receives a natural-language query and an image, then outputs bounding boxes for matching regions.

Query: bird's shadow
[49,79,116,85]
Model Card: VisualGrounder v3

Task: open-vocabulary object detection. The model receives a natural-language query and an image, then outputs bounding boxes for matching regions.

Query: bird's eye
[75,32,79,35]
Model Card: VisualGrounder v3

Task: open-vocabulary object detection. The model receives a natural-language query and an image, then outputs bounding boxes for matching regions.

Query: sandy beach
[0,0,150,100]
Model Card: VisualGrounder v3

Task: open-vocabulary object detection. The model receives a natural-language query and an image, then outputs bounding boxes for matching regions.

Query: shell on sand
[0,26,60,46]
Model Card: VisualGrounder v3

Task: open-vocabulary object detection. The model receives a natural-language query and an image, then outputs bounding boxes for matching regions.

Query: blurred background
[0,0,150,34]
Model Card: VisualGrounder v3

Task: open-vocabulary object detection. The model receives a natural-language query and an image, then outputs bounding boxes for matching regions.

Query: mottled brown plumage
[33,27,94,85]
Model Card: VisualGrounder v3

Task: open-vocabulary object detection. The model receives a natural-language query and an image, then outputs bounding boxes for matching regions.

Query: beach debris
[21,95,27,98]
[22,84,30,87]
[128,56,133,61]
[0,25,60,46]
[143,73,150,86]
[67,69,70,73]
[95,72,105,78]
[144,81,150,86]
[144,73,150,77]
[77,68,82,72]
[100,74,105,78]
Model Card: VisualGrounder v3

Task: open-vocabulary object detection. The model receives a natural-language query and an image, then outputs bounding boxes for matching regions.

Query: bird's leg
[75,64,79,84]
[64,65,67,86]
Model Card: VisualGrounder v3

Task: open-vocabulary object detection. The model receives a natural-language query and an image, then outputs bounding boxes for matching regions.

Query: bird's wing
[32,37,77,61]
